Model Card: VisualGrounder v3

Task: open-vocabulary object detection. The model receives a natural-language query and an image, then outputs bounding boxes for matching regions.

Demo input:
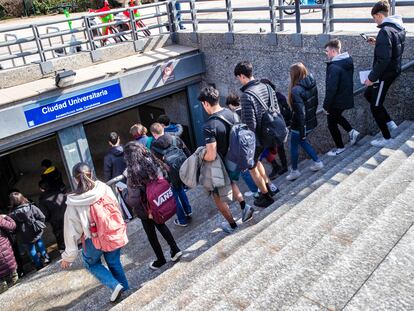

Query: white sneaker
[310,161,324,172]
[110,284,123,302]
[244,191,254,197]
[370,137,394,147]
[349,129,360,146]
[286,170,301,181]
[387,121,398,132]
[327,148,345,156]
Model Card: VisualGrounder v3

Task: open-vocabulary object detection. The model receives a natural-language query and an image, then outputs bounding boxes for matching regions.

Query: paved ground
[0,0,413,69]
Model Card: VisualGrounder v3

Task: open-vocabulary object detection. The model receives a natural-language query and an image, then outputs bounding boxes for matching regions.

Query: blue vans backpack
[210,114,256,171]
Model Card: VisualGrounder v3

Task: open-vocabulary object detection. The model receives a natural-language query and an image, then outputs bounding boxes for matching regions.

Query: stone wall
[176,32,414,153]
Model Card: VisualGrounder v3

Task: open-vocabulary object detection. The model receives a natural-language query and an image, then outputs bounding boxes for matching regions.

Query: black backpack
[246,85,289,148]
[152,137,187,188]
[276,91,292,127]
[209,113,256,172]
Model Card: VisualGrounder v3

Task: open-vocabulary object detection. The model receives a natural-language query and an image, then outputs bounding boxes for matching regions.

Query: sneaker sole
[171,251,183,262]
[149,263,165,270]
[174,221,188,227]
[110,285,123,302]
[242,209,254,223]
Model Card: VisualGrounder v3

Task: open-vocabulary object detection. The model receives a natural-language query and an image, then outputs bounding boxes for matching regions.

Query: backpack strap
[208,113,234,127]
[245,84,276,112]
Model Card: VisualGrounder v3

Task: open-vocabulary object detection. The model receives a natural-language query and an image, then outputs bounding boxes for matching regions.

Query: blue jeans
[290,131,319,170]
[82,239,129,291]
[25,239,48,269]
[173,186,192,224]
[241,171,258,193]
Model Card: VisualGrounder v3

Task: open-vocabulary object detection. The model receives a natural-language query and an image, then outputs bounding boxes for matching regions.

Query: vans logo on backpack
[153,188,173,207]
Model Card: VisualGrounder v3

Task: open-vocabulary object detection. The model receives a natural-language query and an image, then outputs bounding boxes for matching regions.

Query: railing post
[295,0,301,33]
[278,0,284,32]
[169,0,179,33]
[31,24,46,63]
[391,0,396,15]
[225,0,234,33]
[129,8,139,41]
[322,0,329,33]
[83,16,96,51]
[329,0,334,32]
[190,0,198,33]
[269,0,277,33]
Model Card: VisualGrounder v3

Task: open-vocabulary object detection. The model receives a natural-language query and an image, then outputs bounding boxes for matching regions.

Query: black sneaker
[254,193,274,208]
[278,167,288,175]
[269,168,279,180]
[267,184,280,197]
[171,249,183,262]
[149,259,166,270]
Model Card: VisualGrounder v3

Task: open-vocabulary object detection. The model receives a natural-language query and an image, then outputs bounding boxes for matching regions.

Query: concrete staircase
[1,121,414,311]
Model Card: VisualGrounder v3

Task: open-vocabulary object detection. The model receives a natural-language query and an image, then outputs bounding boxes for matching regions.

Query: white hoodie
[61,181,117,263]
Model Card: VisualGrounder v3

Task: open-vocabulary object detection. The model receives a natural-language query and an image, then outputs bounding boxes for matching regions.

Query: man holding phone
[364,0,406,147]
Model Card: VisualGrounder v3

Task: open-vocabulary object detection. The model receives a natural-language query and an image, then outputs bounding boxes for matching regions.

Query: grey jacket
[179,147,232,202]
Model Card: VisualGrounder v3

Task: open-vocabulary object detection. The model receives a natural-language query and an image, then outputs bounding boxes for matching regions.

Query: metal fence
[0,0,414,70]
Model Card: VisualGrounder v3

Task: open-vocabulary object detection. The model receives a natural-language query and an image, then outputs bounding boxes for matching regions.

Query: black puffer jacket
[290,74,319,139]
[104,145,127,182]
[240,80,280,133]
[9,204,46,244]
[323,53,354,112]
[368,15,406,82]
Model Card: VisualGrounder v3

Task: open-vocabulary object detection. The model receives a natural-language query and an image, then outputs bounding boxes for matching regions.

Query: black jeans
[276,144,288,169]
[141,219,179,262]
[364,79,394,139]
[327,109,353,149]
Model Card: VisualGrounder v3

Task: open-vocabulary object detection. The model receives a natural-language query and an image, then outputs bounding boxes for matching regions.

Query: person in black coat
[286,63,323,181]
[103,132,127,182]
[323,39,360,156]
[364,1,406,147]
[38,180,67,251]
[8,192,50,270]
[40,159,66,193]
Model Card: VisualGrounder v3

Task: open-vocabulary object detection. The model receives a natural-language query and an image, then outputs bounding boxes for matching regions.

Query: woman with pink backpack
[60,162,129,303]
[123,141,182,270]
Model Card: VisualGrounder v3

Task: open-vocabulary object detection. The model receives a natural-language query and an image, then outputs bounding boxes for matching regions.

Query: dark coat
[0,216,17,278]
[38,190,67,228]
[290,74,319,139]
[240,80,280,133]
[9,204,46,244]
[323,53,354,112]
[41,166,66,192]
[103,145,127,182]
[368,17,406,82]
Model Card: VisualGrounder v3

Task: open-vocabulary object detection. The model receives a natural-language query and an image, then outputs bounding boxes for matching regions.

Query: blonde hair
[129,123,148,138]
[288,62,309,107]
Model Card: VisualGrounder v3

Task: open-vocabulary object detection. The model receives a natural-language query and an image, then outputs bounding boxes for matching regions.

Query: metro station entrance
[84,90,195,180]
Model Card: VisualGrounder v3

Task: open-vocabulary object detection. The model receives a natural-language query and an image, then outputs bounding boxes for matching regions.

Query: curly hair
[124,141,167,188]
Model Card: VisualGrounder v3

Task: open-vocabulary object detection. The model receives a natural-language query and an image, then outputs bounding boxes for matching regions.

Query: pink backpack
[145,178,177,224]
[89,190,128,252]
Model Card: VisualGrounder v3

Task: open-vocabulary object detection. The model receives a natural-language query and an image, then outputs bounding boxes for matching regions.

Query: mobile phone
[360,33,368,41]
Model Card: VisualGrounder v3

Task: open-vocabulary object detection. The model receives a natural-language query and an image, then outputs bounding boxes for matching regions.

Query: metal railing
[1,0,414,70]
[174,0,414,34]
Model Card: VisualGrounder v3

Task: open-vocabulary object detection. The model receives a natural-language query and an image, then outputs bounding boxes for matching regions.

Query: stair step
[247,141,414,310]
[294,160,414,310]
[110,125,406,310]
[165,124,414,311]
[343,221,414,310]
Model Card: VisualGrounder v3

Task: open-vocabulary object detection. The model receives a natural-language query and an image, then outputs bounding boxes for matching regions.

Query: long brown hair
[288,62,309,108]
[9,192,29,208]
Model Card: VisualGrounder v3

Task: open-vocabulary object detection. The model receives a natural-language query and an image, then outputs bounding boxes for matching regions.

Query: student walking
[130,123,152,148]
[150,122,193,227]
[60,162,129,303]
[103,132,127,182]
[286,63,324,181]
[323,39,360,156]
[38,180,67,251]
[0,215,18,294]
[9,192,50,270]
[123,141,182,270]
[234,61,280,208]
[199,86,254,233]
[364,0,406,147]
[157,114,184,137]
